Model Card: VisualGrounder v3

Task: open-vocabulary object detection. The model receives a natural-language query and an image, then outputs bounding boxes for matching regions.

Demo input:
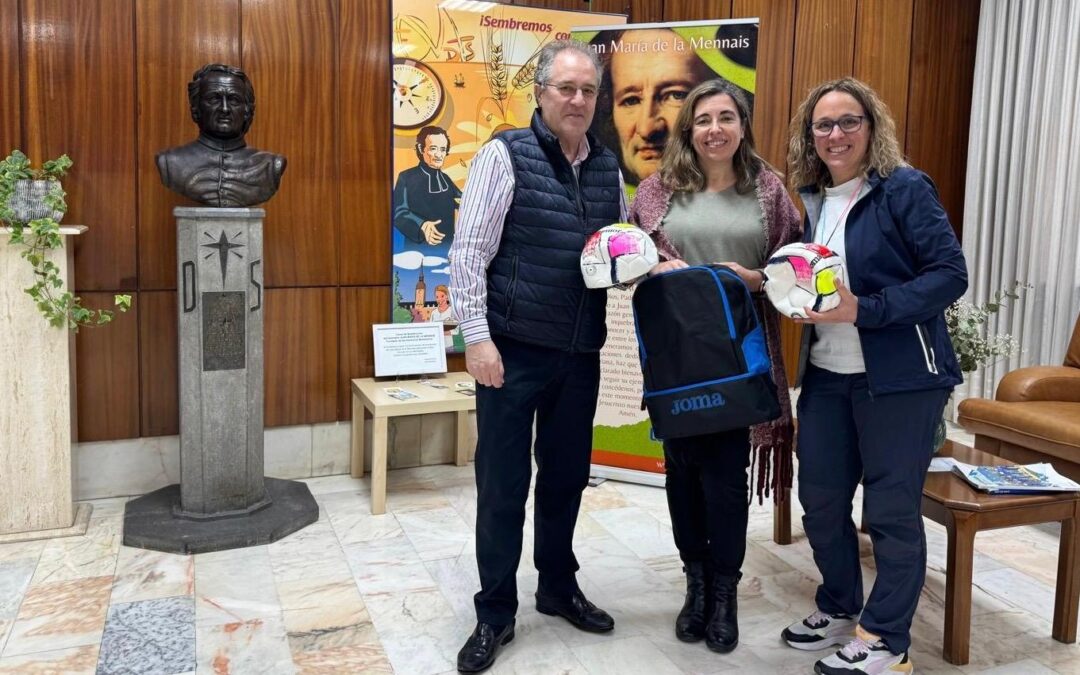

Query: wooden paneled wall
[2,0,979,441]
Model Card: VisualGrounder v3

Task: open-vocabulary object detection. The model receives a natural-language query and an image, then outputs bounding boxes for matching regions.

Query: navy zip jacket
[796,167,968,395]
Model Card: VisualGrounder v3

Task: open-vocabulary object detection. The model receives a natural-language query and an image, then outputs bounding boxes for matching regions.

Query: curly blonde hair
[659,79,770,195]
[786,77,907,190]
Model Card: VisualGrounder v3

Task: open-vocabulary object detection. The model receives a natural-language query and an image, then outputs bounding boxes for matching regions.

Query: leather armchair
[957,312,1080,482]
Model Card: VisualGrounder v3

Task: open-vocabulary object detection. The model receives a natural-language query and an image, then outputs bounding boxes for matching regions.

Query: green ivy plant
[0,150,131,330]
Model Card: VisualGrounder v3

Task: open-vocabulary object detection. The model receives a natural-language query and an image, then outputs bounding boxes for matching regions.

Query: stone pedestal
[123,208,316,554]
[176,207,267,516]
[0,226,92,542]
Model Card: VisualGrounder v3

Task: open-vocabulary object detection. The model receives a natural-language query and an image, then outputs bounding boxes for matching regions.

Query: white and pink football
[763,242,846,318]
[580,223,659,289]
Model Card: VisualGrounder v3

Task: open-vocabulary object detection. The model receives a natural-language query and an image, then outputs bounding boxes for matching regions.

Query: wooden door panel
[854,0,914,144]
[0,0,19,154]
[340,0,391,286]
[75,293,140,441]
[338,286,388,419]
[906,0,979,233]
[664,0,731,22]
[242,0,340,287]
[265,287,339,426]
[138,291,179,437]
[136,0,240,290]
[732,0,796,172]
[790,0,857,108]
[23,0,137,292]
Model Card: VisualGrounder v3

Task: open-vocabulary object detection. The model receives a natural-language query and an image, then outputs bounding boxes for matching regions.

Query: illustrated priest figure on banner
[393,125,462,248]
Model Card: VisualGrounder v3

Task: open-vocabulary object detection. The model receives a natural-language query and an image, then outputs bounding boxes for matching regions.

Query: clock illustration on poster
[392,58,445,129]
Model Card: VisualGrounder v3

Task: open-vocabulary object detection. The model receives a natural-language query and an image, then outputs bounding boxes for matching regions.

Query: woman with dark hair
[628,78,799,654]
[780,77,966,675]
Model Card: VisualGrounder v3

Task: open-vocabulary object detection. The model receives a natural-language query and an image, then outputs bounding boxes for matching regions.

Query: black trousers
[473,335,600,626]
[798,363,949,653]
[663,427,751,578]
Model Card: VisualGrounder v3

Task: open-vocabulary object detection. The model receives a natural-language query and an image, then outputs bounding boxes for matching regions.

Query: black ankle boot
[705,572,740,653]
[675,561,709,642]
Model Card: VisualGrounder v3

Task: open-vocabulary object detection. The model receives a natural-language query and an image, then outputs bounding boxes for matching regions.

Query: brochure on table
[930,457,1080,494]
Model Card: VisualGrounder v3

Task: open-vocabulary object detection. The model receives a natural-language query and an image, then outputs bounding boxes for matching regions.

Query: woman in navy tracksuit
[778,78,967,675]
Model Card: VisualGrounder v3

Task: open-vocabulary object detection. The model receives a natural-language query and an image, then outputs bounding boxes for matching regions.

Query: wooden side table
[922,440,1080,664]
[350,372,477,514]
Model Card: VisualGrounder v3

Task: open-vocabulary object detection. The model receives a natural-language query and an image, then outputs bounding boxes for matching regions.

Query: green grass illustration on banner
[594,419,663,459]
[670,26,756,93]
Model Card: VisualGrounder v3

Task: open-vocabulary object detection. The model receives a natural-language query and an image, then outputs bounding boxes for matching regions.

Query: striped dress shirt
[448,137,628,345]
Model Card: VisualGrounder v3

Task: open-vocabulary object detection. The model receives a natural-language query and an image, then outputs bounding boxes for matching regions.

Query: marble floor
[1,426,1078,674]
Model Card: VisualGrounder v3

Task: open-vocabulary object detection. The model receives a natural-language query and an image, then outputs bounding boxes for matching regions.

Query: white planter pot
[8,179,64,223]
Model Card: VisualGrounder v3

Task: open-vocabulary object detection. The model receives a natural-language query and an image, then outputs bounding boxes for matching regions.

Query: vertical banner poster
[572,20,760,480]
[390,1,625,352]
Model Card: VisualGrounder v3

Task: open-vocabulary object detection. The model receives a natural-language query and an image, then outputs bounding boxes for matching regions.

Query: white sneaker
[814,636,913,674]
[781,610,857,650]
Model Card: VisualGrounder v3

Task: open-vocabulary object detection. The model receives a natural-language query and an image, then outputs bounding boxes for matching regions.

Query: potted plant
[945,282,1025,374]
[1,150,131,329]
[933,281,1027,450]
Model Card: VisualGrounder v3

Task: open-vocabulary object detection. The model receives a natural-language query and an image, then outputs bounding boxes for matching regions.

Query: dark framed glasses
[810,115,866,137]
[542,83,599,100]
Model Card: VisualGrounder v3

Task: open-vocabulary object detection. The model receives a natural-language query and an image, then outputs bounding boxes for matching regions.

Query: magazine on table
[931,457,1080,494]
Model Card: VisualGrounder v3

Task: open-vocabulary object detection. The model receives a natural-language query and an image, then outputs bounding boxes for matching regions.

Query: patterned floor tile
[96,596,195,675]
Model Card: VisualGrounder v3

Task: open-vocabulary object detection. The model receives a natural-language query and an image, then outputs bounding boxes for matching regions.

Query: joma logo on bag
[670,392,726,415]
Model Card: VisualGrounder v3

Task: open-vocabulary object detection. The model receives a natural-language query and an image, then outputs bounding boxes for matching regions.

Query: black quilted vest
[486,111,622,353]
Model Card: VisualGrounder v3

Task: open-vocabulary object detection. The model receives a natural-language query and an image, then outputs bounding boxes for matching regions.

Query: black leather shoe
[705,573,740,653]
[535,589,614,633]
[675,561,709,642]
[457,621,515,673]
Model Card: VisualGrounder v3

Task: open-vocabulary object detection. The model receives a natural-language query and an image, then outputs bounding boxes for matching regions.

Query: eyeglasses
[809,115,866,137]
[542,83,599,100]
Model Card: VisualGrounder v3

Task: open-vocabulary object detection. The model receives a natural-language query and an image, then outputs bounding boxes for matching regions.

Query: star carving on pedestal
[202,230,245,285]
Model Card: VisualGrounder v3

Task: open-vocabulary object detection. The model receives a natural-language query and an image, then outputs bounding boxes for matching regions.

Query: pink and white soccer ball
[580,223,659,289]
[763,242,846,318]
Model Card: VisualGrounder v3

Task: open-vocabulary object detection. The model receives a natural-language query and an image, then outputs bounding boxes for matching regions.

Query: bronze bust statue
[156,64,286,207]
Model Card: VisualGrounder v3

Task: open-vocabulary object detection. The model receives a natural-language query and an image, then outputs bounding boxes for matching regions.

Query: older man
[449,40,628,672]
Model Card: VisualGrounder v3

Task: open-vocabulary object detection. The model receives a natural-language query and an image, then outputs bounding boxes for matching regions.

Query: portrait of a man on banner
[578,21,759,197]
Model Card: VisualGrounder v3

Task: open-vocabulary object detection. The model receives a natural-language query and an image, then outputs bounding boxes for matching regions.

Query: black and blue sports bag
[632,264,781,440]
